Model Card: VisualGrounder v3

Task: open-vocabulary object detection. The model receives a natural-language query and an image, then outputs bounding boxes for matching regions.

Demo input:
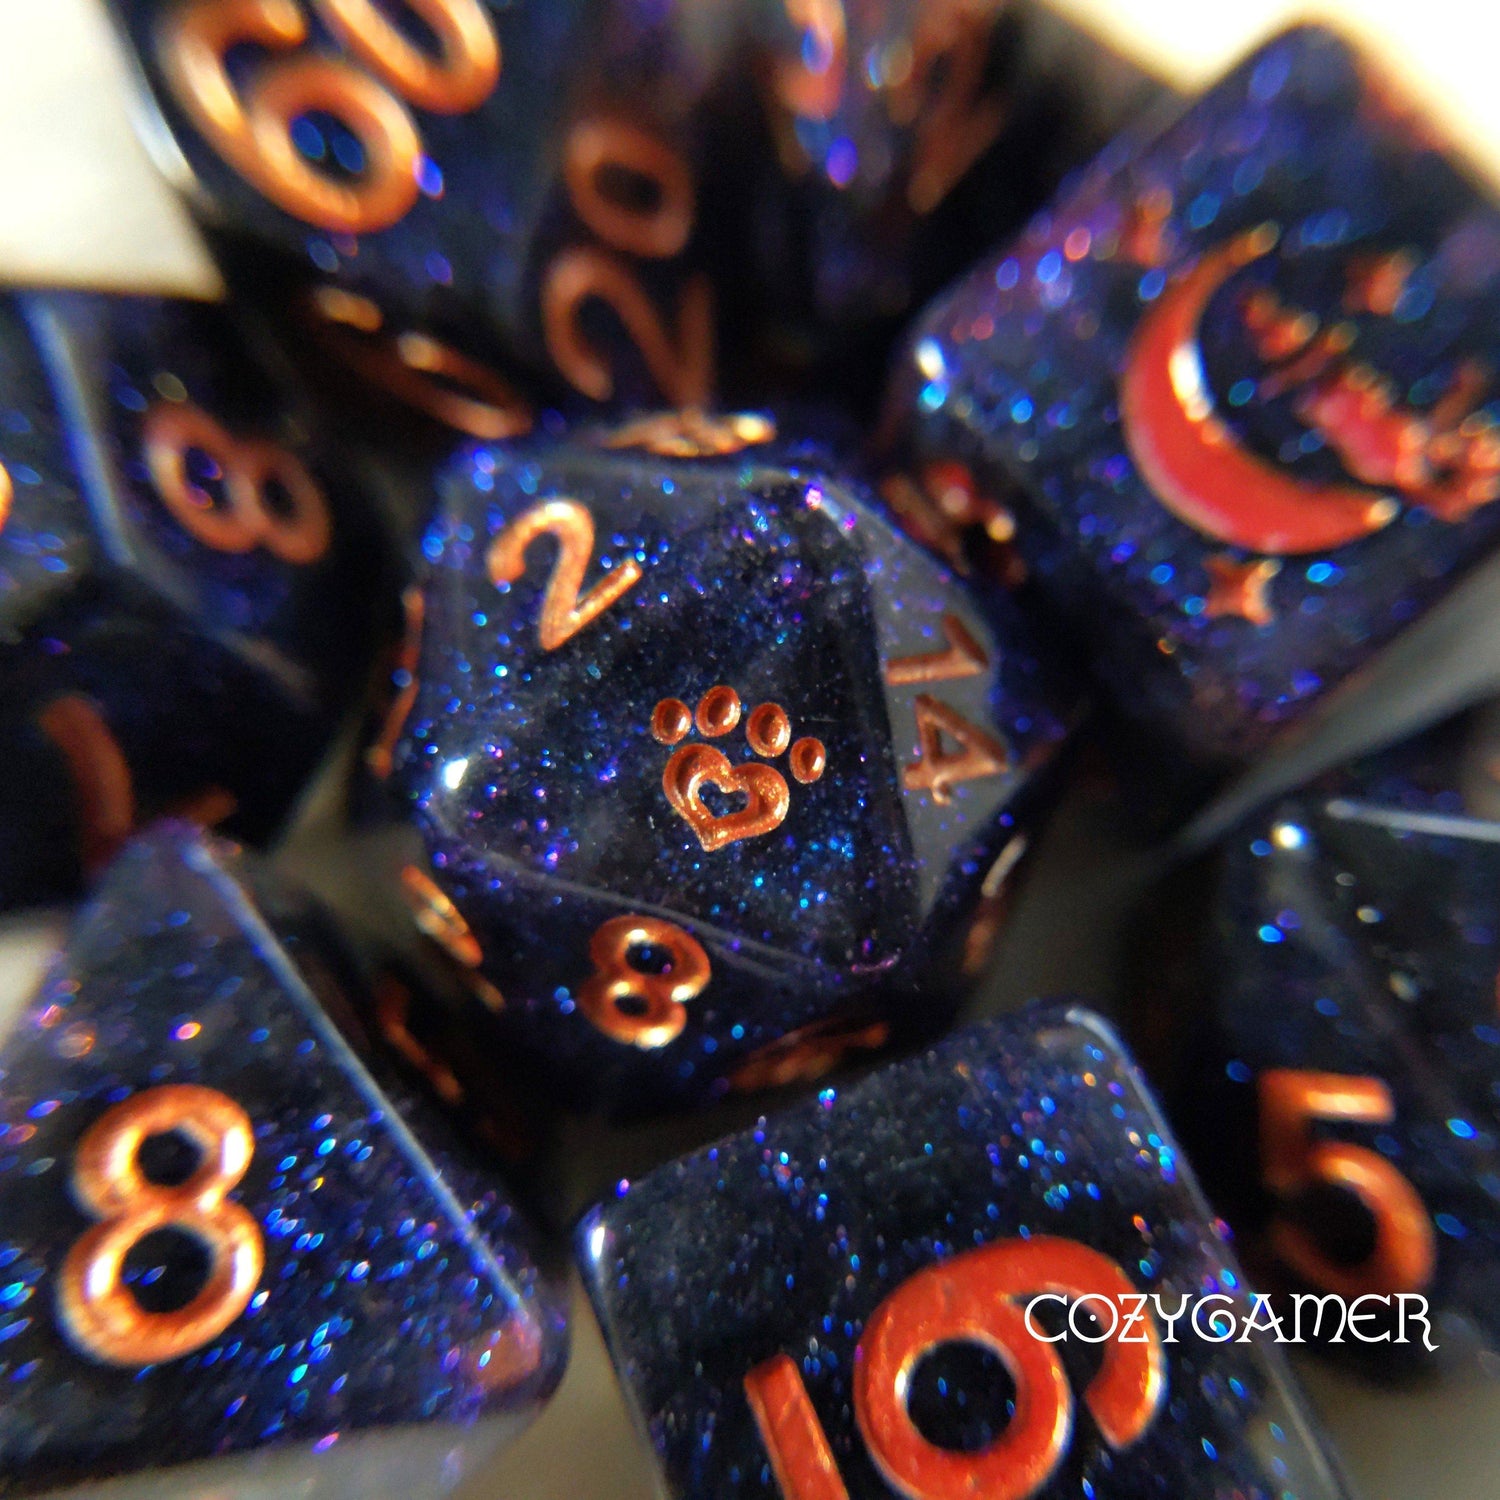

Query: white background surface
[3,1,1500,1497]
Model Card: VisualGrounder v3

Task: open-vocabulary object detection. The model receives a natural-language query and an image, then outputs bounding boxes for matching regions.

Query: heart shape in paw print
[662,743,790,852]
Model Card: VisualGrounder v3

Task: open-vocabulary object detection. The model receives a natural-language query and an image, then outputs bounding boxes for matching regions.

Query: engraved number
[160,0,499,233]
[309,287,533,439]
[747,1236,1164,1500]
[1260,1069,1436,1297]
[543,118,714,406]
[58,1085,263,1366]
[487,498,642,650]
[884,615,1008,802]
[143,400,331,563]
[577,915,710,1049]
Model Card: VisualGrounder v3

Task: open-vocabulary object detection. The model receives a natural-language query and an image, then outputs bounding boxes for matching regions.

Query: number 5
[1259,1069,1435,1297]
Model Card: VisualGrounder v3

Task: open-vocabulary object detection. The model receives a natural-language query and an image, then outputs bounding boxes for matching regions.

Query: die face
[577,1008,1351,1499]
[886,26,1500,771]
[725,0,1161,402]
[109,0,738,412]
[1158,719,1500,1365]
[0,292,390,902]
[0,825,565,1497]
[390,428,1077,1111]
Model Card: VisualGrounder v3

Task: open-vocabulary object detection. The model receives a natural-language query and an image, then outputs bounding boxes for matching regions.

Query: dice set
[4,5,1500,1497]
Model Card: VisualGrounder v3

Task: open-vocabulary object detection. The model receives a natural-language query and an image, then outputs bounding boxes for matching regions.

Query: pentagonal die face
[0,826,566,1499]
[392,429,1076,1110]
[888,26,1500,774]
[577,1009,1354,1500]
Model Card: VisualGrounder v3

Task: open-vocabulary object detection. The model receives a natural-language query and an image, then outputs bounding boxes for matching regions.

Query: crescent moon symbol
[1119,223,1400,556]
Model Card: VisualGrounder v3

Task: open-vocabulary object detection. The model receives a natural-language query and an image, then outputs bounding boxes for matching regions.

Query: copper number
[58,1085,263,1366]
[542,251,714,407]
[487,498,642,650]
[311,0,499,114]
[577,915,710,1049]
[1260,1070,1436,1296]
[143,400,331,563]
[747,1235,1164,1500]
[160,0,423,234]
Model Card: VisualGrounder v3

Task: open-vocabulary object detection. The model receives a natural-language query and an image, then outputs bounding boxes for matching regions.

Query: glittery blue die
[0,823,567,1497]
[0,292,386,905]
[577,1006,1352,1499]
[107,0,737,411]
[886,25,1500,779]
[388,421,1080,1115]
[1154,704,1500,1370]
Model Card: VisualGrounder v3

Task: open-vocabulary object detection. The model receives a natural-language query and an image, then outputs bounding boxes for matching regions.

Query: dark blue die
[1154,706,1500,1369]
[0,291,386,906]
[576,1006,1353,1499]
[107,0,740,416]
[884,25,1500,785]
[0,823,566,1497]
[387,415,1080,1114]
[727,0,1161,405]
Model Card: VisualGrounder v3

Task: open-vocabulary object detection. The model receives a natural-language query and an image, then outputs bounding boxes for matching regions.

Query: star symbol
[1203,555,1281,626]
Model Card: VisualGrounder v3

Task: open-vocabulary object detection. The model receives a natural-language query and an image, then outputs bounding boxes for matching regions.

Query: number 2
[487,499,642,650]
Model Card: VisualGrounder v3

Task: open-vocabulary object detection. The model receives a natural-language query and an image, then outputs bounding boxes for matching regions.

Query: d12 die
[108,0,739,415]
[1149,707,1500,1368]
[728,0,1161,405]
[0,823,566,1498]
[883,25,1500,789]
[386,414,1080,1114]
[577,1006,1353,1499]
[0,292,386,906]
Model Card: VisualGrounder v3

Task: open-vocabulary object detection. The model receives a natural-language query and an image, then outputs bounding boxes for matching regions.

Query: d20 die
[885,25,1500,787]
[0,291,387,904]
[0,823,566,1497]
[1155,707,1500,1367]
[576,1006,1353,1499]
[387,414,1080,1114]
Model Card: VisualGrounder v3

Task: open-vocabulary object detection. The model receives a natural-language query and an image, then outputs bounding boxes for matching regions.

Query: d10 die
[386,415,1080,1114]
[884,25,1500,789]
[577,1007,1353,1499]
[1153,707,1500,1368]
[0,823,566,1498]
[0,291,386,906]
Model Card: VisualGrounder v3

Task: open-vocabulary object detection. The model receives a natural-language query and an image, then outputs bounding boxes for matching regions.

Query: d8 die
[387,414,1080,1114]
[577,1007,1353,1499]
[1150,707,1500,1367]
[108,0,741,416]
[0,822,566,1498]
[0,291,385,905]
[884,25,1500,788]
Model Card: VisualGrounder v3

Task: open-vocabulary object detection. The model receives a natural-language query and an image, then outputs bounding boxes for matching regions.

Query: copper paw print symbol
[652,687,825,852]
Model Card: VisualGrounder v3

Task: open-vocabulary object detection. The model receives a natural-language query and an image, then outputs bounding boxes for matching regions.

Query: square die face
[0,827,563,1495]
[894,26,1500,766]
[578,1008,1349,1499]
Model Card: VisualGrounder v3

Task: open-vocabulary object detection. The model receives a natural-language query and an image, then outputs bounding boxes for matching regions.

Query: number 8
[58,1085,264,1366]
